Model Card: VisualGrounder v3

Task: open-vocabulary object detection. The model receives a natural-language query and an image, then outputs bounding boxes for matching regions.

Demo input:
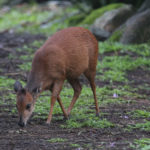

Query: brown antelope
[14,27,100,127]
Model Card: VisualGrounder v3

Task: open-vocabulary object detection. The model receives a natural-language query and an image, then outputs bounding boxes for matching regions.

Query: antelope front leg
[46,96,57,124]
[46,80,64,125]
[57,96,68,119]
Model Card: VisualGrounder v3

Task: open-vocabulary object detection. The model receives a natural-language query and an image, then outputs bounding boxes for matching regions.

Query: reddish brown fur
[16,27,100,125]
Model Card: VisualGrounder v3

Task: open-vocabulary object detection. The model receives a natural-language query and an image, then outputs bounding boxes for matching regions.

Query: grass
[32,85,140,128]
[97,42,150,82]
[131,110,150,118]
[0,76,16,90]
[0,5,78,35]
[99,42,150,57]
[128,121,150,132]
[0,7,50,33]
[31,40,45,48]
[1,4,150,149]
[130,138,150,150]
[70,143,80,148]
[3,37,150,131]
[47,138,67,143]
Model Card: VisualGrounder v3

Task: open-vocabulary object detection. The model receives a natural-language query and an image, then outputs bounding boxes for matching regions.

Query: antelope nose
[18,121,25,127]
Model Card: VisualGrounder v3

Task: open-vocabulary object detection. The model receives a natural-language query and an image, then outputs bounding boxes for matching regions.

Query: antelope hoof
[45,120,51,126]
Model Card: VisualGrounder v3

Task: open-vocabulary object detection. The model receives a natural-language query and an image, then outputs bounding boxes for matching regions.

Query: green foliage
[132,110,150,118]
[97,42,150,82]
[20,55,33,61]
[0,8,50,32]
[32,86,122,128]
[99,42,150,57]
[80,3,124,25]
[0,76,16,90]
[17,45,35,53]
[47,138,67,143]
[101,56,150,72]
[31,40,45,48]
[19,62,32,71]
[63,117,114,129]
[128,121,150,131]
[130,138,150,150]
[108,27,124,42]
[70,143,80,148]
[66,13,87,26]
[101,70,126,82]
[0,5,77,35]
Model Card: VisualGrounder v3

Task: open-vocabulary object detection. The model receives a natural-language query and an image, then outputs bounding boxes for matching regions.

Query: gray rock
[91,4,134,33]
[90,27,111,41]
[138,0,150,13]
[90,4,134,41]
[120,9,150,44]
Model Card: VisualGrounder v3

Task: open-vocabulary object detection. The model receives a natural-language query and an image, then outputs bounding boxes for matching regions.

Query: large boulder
[120,9,150,44]
[80,3,124,25]
[90,4,134,41]
[138,0,150,13]
[90,28,111,41]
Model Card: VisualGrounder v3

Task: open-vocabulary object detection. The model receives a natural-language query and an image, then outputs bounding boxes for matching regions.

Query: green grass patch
[70,143,80,148]
[0,7,50,32]
[97,49,150,82]
[20,55,34,61]
[108,27,124,42]
[0,76,25,107]
[63,117,114,129]
[18,62,32,71]
[0,5,78,35]
[47,138,67,143]
[31,40,45,48]
[131,110,150,118]
[33,86,120,128]
[33,85,140,124]
[99,42,150,57]
[130,138,150,150]
[128,121,150,132]
[0,76,16,90]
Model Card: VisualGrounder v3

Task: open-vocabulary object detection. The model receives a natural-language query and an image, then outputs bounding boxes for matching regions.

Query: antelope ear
[14,81,22,92]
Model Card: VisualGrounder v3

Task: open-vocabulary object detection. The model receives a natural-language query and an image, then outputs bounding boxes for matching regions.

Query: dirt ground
[0,31,150,150]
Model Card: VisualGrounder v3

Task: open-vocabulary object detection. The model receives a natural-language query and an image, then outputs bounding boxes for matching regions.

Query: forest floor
[0,4,150,150]
[0,31,150,150]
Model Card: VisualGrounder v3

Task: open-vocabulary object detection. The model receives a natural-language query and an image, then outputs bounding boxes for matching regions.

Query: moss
[80,3,124,25]
[108,28,123,42]
[66,13,87,26]
[108,24,126,42]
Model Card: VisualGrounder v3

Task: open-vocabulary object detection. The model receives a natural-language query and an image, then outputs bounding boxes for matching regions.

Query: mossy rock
[108,25,125,42]
[66,13,87,26]
[80,3,124,25]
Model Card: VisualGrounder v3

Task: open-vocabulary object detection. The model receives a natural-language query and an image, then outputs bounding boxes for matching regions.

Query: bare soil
[0,31,150,150]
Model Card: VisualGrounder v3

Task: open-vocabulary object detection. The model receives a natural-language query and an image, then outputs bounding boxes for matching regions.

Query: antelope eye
[26,104,31,110]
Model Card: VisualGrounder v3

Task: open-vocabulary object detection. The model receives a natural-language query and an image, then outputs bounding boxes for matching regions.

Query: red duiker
[14,27,100,127]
